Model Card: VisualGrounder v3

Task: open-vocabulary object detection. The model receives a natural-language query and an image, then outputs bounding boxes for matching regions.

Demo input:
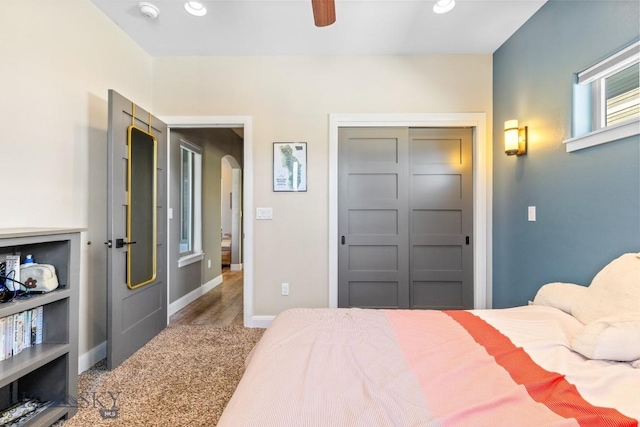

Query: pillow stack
[533,253,640,364]
[571,253,640,325]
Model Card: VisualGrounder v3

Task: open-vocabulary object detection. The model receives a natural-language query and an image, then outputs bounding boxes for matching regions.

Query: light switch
[528,206,536,222]
[256,207,273,220]
[168,208,173,219]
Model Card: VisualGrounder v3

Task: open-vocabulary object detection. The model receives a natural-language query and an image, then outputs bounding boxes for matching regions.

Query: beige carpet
[59,325,264,427]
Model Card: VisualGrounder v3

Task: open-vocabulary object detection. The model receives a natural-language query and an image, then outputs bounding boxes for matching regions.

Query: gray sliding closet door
[338,128,410,308]
[338,127,474,309]
[409,128,473,309]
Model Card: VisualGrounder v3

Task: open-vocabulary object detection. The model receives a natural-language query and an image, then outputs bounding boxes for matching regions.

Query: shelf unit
[0,228,81,426]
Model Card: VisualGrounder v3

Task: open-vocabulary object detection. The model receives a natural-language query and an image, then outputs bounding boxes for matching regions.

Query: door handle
[341,236,345,245]
[466,236,470,245]
[115,238,138,248]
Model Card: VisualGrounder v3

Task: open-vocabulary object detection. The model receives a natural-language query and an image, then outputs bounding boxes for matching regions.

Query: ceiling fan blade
[312,0,336,27]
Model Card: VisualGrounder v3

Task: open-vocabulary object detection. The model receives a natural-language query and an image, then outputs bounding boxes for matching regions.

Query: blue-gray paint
[492,0,640,308]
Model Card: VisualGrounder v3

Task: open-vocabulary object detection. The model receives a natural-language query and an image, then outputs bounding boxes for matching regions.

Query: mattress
[218,306,639,426]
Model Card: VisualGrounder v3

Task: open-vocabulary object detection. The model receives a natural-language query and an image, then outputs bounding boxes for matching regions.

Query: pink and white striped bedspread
[218,306,639,426]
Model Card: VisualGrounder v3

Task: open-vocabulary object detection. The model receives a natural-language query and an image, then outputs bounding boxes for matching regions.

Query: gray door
[338,128,410,308]
[338,127,473,309]
[409,128,473,309]
[107,90,168,369]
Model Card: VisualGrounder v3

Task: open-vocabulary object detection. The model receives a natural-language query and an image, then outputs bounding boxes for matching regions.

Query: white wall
[0,0,153,362]
[152,55,493,316]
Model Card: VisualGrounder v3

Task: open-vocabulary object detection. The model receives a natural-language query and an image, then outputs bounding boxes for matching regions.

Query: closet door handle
[341,236,345,245]
[465,236,470,245]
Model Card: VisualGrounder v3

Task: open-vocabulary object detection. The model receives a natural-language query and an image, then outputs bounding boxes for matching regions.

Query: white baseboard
[248,315,274,328]
[79,341,106,374]
[230,263,243,271]
[169,274,223,316]
[202,275,223,293]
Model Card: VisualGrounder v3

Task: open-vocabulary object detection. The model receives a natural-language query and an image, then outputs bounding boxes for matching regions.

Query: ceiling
[90,0,547,56]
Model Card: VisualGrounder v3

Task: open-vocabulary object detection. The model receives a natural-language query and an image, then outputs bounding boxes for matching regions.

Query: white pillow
[571,253,640,324]
[533,282,588,314]
[571,315,640,361]
[630,359,640,369]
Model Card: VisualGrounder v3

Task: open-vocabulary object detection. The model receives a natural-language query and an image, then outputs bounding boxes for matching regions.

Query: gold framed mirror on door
[126,125,157,289]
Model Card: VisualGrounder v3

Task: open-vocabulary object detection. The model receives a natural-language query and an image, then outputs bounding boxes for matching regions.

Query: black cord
[0,261,39,302]
[0,271,28,302]
[1,274,26,289]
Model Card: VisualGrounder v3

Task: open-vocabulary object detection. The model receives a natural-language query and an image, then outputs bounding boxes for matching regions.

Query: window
[564,41,639,152]
[603,63,639,126]
[179,140,203,266]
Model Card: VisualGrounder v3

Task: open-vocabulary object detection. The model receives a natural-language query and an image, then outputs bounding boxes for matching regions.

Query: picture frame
[273,142,307,192]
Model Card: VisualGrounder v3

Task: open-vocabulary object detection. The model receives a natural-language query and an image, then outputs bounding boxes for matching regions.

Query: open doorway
[162,116,254,327]
[221,154,243,271]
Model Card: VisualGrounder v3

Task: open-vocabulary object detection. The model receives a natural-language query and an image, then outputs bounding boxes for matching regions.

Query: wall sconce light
[504,120,527,156]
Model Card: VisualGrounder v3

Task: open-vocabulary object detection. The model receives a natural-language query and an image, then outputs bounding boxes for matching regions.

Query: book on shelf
[35,306,43,345]
[30,308,37,347]
[0,306,44,361]
[5,315,13,360]
[0,399,53,427]
[13,312,24,357]
[23,310,30,349]
[0,400,39,425]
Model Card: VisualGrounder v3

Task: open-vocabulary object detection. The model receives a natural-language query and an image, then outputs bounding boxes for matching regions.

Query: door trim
[329,113,492,309]
[158,115,257,327]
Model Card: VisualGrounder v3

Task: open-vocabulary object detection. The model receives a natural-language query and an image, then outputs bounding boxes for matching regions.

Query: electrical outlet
[281,283,290,296]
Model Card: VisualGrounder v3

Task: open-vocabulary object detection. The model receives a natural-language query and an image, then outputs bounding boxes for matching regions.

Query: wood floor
[170,268,243,326]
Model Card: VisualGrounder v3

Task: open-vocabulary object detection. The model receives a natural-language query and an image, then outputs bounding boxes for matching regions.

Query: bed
[218,254,640,426]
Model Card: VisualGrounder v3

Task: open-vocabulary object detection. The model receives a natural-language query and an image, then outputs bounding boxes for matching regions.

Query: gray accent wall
[492,0,640,308]
[169,131,204,303]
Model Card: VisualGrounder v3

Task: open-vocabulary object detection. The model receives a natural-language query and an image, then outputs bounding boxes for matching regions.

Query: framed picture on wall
[273,142,307,192]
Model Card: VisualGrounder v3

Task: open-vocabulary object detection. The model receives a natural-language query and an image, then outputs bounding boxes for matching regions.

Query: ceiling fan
[311,0,336,27]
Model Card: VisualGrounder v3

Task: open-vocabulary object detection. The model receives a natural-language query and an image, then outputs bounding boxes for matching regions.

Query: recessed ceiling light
[433,0,455,14]
[184,1,207,17]
[138,2,160,19]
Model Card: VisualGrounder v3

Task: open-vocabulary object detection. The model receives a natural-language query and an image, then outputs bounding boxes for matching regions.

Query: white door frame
[329,113,492,309]
[159,115,257,327]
